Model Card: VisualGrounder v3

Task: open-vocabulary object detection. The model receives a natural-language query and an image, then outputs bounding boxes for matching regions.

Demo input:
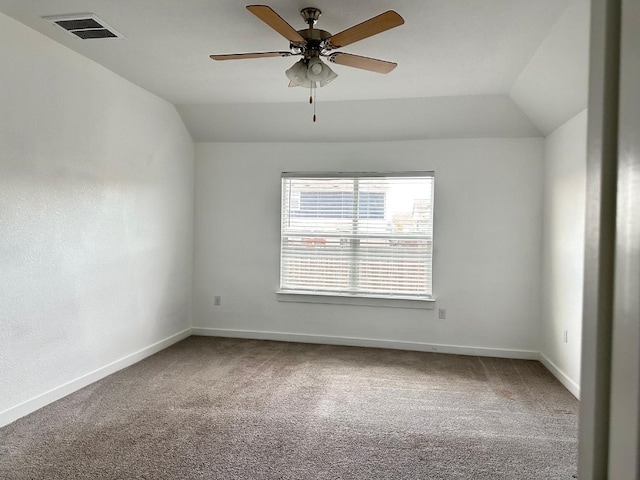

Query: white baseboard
[538,352,580,399]
[191,327,539,360]
[0,328,191,428]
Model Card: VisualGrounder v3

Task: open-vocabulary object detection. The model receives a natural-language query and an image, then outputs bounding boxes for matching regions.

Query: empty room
[2,0,639,478]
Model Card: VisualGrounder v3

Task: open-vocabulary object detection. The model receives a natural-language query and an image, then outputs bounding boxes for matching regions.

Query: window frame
[277,171,435,307]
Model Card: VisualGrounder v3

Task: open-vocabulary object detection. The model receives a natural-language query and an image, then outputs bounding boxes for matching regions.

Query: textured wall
[0,13,194,414]
[194,139,543,354]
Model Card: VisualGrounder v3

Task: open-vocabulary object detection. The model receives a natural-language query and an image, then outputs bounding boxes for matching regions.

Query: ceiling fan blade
[327,53,397,74]
[246,5,305,44]
[325,11,404,49]
[210,51,292,60]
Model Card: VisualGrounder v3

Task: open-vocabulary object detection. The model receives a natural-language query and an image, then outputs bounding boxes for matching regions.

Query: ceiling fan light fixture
[319,68,338,87]
[288,79,316,88]
[306,57,337,85]
[285,59,309,85]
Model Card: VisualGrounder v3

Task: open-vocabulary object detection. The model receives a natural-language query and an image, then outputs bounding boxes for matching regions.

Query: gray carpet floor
[0,336,579,479]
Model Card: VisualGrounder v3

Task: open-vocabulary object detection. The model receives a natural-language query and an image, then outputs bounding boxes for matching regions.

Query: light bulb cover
[306,57,326,81]
[286,57,336,88]
[285,59,308,85]
[289,79,316,88]
[306,57,338,86]
[320,69,338,87]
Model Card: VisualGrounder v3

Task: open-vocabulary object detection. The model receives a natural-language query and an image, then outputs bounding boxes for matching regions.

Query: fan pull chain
[312,84,317,122]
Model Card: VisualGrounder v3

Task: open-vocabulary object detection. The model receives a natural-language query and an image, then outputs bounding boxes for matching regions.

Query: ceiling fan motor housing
[293,28,331,58]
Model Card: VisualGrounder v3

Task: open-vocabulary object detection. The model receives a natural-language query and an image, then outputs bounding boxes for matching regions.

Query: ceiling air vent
[42,13,124,39]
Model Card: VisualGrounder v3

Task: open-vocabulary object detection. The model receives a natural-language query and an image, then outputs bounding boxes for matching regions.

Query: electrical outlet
[438,308,446,319]
[214,296,221,306]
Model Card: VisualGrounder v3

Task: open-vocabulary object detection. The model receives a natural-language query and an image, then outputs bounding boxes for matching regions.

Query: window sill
[276,290,436,310]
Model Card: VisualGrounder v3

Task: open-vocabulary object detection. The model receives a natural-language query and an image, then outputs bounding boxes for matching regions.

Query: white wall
[194,139,543,356]
[0,13,194,423]
[539,109,588,397]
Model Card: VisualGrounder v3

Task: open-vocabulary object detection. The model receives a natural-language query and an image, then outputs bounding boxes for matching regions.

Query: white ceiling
[510,0,590,135]
[0,0,590,140]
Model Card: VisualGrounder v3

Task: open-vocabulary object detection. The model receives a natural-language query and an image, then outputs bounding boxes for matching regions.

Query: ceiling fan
[210,5,405,93]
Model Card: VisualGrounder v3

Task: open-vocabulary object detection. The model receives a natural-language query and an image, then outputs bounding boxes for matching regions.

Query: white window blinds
[280,172,434,299]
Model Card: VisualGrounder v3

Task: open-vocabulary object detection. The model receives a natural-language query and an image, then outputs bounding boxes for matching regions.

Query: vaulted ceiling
[0,0,590,141]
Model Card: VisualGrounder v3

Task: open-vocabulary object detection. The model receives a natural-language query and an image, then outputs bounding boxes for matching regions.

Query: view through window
[280,172,434,299]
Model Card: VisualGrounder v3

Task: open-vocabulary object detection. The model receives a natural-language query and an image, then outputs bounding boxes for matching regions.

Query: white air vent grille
[43,13,124,39]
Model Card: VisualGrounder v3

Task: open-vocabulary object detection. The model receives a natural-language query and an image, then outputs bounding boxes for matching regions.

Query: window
[279,172,434,300]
